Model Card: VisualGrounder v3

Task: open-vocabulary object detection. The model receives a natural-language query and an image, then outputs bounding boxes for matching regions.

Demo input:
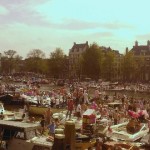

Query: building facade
[102,47,123,81]
[131,40,150,81]
[69,41,89,78]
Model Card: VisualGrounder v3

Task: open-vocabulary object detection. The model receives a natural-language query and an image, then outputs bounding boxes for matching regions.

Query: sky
[0,0,150,58]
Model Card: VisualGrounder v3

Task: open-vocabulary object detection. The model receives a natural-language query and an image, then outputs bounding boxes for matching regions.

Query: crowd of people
[0,76,150,146]
[26,83,150,139]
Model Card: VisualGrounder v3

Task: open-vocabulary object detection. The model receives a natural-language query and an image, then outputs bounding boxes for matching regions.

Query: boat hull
[29,105,64,115]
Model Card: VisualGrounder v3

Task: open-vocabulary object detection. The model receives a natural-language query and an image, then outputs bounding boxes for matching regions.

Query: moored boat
[0,102,23,121]
[29,105,64,115]
[107,121,149,142]
[0,120,53,150]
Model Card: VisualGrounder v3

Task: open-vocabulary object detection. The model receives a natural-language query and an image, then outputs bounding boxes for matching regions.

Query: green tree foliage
[82,43,103,79]
[49,48,68,78]
[25,49,47,73]
[102,50,115,81]
[13,55,23,72]
[133,56,146,82]
[121,51,136,81]
[2,50,19,74]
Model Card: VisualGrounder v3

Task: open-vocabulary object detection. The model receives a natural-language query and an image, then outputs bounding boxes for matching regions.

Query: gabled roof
[72,43,88,49]
[70,42,89,52]
[131,45,150,55]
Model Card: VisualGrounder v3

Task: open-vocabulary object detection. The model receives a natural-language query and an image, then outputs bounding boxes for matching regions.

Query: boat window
[26,130,36,140]
[3,129,16,140]
[15,131,25,139]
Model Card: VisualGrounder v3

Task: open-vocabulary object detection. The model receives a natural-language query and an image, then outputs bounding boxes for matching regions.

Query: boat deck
[0,120,40,131]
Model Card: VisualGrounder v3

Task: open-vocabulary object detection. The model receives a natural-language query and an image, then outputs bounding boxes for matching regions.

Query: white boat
[107,122,149,142]
[0,120,53,150]
[0,103,23,121]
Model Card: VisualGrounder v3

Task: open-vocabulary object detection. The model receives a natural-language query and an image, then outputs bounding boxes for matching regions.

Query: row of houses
[69,40,150,81]
[0,40,150,81]
[130,40,150,81]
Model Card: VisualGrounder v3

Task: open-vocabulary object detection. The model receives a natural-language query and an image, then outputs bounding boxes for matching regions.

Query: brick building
[131,40,150,81]
[69,41,89,78]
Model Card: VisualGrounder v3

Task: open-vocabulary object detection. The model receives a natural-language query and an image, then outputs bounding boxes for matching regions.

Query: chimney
[74,42,76,45]
[86,41,88,44]
[135,41,138,47]
[126,47,128,54]
[147,40,150,46]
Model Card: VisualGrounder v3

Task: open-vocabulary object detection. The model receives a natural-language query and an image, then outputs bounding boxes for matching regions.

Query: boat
[0,102,23,121]
[104,141,143,150]
[0,92,25,105]
[0,120,53,150]
[0,93,13,105]
[107,121,149,142]
[29,105,64,115]
[29,105,49,115]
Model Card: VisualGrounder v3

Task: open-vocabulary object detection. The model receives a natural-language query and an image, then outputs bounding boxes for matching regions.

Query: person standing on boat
[40,115,46,135]
[113,109,120,125]
[45,107,53,125]
[22,103,29,120]
[76,102,82,120]
[55,96,60,108]
[94,88,100,100]
[47,120,56,137]
[66,98,74,120]
[83,90,89,104]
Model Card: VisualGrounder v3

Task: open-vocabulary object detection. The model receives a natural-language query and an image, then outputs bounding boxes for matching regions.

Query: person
[76,102,82,120]
[83,90,89,104]
[55,97,60,108]
[47,121,56,137]
[45,107,53,125]
[90,101,98,110]
[66,98,74,120]
[94,88,100,100]
[54,118,61,127]
[23,104,29,116]
[40,115,46,135]
[95,138,103,150]
[113,109,120,125]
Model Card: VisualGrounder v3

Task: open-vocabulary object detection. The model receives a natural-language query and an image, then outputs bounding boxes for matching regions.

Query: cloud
[0,0,49,7]
[0,0,134,31]
[101,22,134,30]
[0,5,8,15]
[0,0,51,26]
[136,33,150,40]
[59,19,100,30]
[52,19,134,31]
[90,32,114,38]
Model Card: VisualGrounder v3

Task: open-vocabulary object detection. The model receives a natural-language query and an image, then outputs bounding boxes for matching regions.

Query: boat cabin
[0,120,53,150]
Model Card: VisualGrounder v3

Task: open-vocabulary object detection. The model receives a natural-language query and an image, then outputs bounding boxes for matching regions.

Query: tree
[121,51,136,82]
[2,50,17,74]
[49,48,68,78]
[82,43,103,79]
[27,49,45,59]
[13,55,23,72]
[102,50,115,81]
[25,49,47,73]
